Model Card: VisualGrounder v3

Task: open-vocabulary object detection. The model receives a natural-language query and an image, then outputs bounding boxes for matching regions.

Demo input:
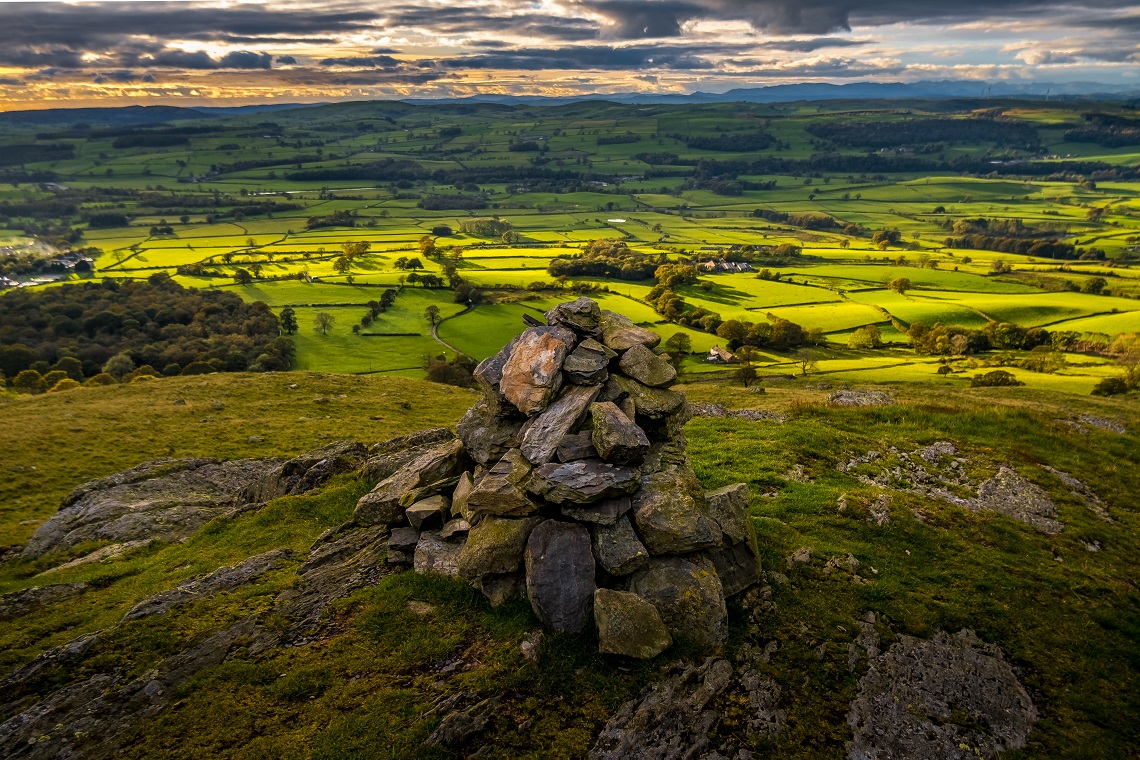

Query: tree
[795,349,819,376]
[1081,277,1107,295]
[13,369,46,394]
[419,235,437,257]
[102,352,135,381]
[333,256,352,274]
[425,304,441,326]
[313,312,335,336]
[887,277,911,294]
[735,364,758,387]
[233,268,253,285]
[394,256,410,270]
[279,307,299,335]
[51,356,85,381]
[848,325,883,349]
[406,258,424,271]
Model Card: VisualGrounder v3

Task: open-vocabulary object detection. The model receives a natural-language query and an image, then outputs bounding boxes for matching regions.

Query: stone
[457,397,522,466]
[589,657,734,759]
[479,573,524,607]
[388,527,420,553]
[618,343,677,388]
[631,470,722,555]
[708,539,762,597]
[499,325,576,415]
[406,494,449,531]
[0,583,89,622]
[423,695,503,749]
[473,334,518,396]
[466,450,538,517]
[590,402,651,465]
[519,384,601,464]
[599,310,661,352]
[439,518,471,540]
[591,514,649,576]
[526,459,641,505]
[122,549,293,622]
[611,374,684,420]
[829,389,895,407]
[414,531,464,578]
[593,589,672,659]
[847,630,1037,760]
[21,457,287,558]
[354,438,467,526]
[972,466,1063,535]
[561,495,631,526]
[546,296,602,336]
[706,483,752,544]
[556,431,598,463]
[563,338,614,385]
[451,472,475,522]
[458,516,543,579]
[629,556,728,649]
[361,428,455,483]
[525,521,596,634]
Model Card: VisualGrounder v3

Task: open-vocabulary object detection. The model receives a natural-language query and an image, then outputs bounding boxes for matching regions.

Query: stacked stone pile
[352,297,760,658]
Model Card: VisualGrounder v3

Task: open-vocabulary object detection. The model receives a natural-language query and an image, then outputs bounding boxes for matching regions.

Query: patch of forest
[805,117,1042,150]
[0,275,292,380]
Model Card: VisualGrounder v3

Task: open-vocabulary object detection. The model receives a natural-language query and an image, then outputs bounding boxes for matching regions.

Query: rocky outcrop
[593,588,671,659]
[829,390,895,407]
[0,583,88,622]
[385,297,759,657]
[122,549,293,622]
[847,630,1037,760]
[21,442,366,559]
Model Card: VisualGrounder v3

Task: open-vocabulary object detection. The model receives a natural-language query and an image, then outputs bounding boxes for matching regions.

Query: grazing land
[1,98,1139,394]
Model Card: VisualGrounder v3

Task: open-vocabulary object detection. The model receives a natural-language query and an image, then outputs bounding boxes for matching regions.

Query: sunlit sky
[0,0,1137,110]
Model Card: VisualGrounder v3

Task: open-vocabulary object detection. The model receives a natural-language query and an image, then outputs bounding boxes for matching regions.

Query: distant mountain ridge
[0,80,1136,126]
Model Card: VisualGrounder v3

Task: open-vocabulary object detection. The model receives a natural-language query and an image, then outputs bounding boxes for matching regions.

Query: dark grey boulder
[406,494,449,531]
[519,383,600,464]
[527,459,640,505]
[546,296,603,336]
[591,514,649,576]
[525,521,596,634]
[590,401,650,465]
[561,495,631,526]
[563,338,614,385]
[618,343,677,388]
[555,431,598,463]
[457,397,522,466]
[707,539,762,597]
[593,588,672,659]
[629,556,728,648]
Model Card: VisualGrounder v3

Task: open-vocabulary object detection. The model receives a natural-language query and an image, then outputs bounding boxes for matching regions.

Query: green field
[3,98,1139,393]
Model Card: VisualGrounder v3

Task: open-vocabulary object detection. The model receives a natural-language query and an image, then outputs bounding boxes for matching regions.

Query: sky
[0,0,1137,110]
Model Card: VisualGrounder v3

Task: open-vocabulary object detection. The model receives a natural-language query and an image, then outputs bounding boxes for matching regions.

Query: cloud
[435,44,733,70]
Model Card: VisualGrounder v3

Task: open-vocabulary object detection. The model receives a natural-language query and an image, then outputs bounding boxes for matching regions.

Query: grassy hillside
[1,374,1138,757]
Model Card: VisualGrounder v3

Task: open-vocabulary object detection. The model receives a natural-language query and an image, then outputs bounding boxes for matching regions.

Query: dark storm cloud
[435,44,735,70]
[320,54,402,68]
[277,55,298,65]
[380,5,602,40]
[754,37,869,51]
[576,0,1140,37]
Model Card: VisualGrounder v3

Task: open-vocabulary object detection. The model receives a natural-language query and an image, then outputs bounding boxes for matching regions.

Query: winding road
[430,302,477,356]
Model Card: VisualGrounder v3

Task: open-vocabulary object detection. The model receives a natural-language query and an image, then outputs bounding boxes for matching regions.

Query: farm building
[707,345,738,364]
[699,260,754,273]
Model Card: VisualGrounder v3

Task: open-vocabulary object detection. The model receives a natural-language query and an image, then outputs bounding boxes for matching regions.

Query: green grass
[1,374,1138,757]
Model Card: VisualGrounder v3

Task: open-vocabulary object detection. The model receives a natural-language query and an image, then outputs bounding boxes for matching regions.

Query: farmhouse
[0,275,15,289]
[699,260,754,274]
[707,345,738,364]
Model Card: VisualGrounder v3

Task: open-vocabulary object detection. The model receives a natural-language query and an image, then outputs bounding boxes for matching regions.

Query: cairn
[352,297,760,658]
